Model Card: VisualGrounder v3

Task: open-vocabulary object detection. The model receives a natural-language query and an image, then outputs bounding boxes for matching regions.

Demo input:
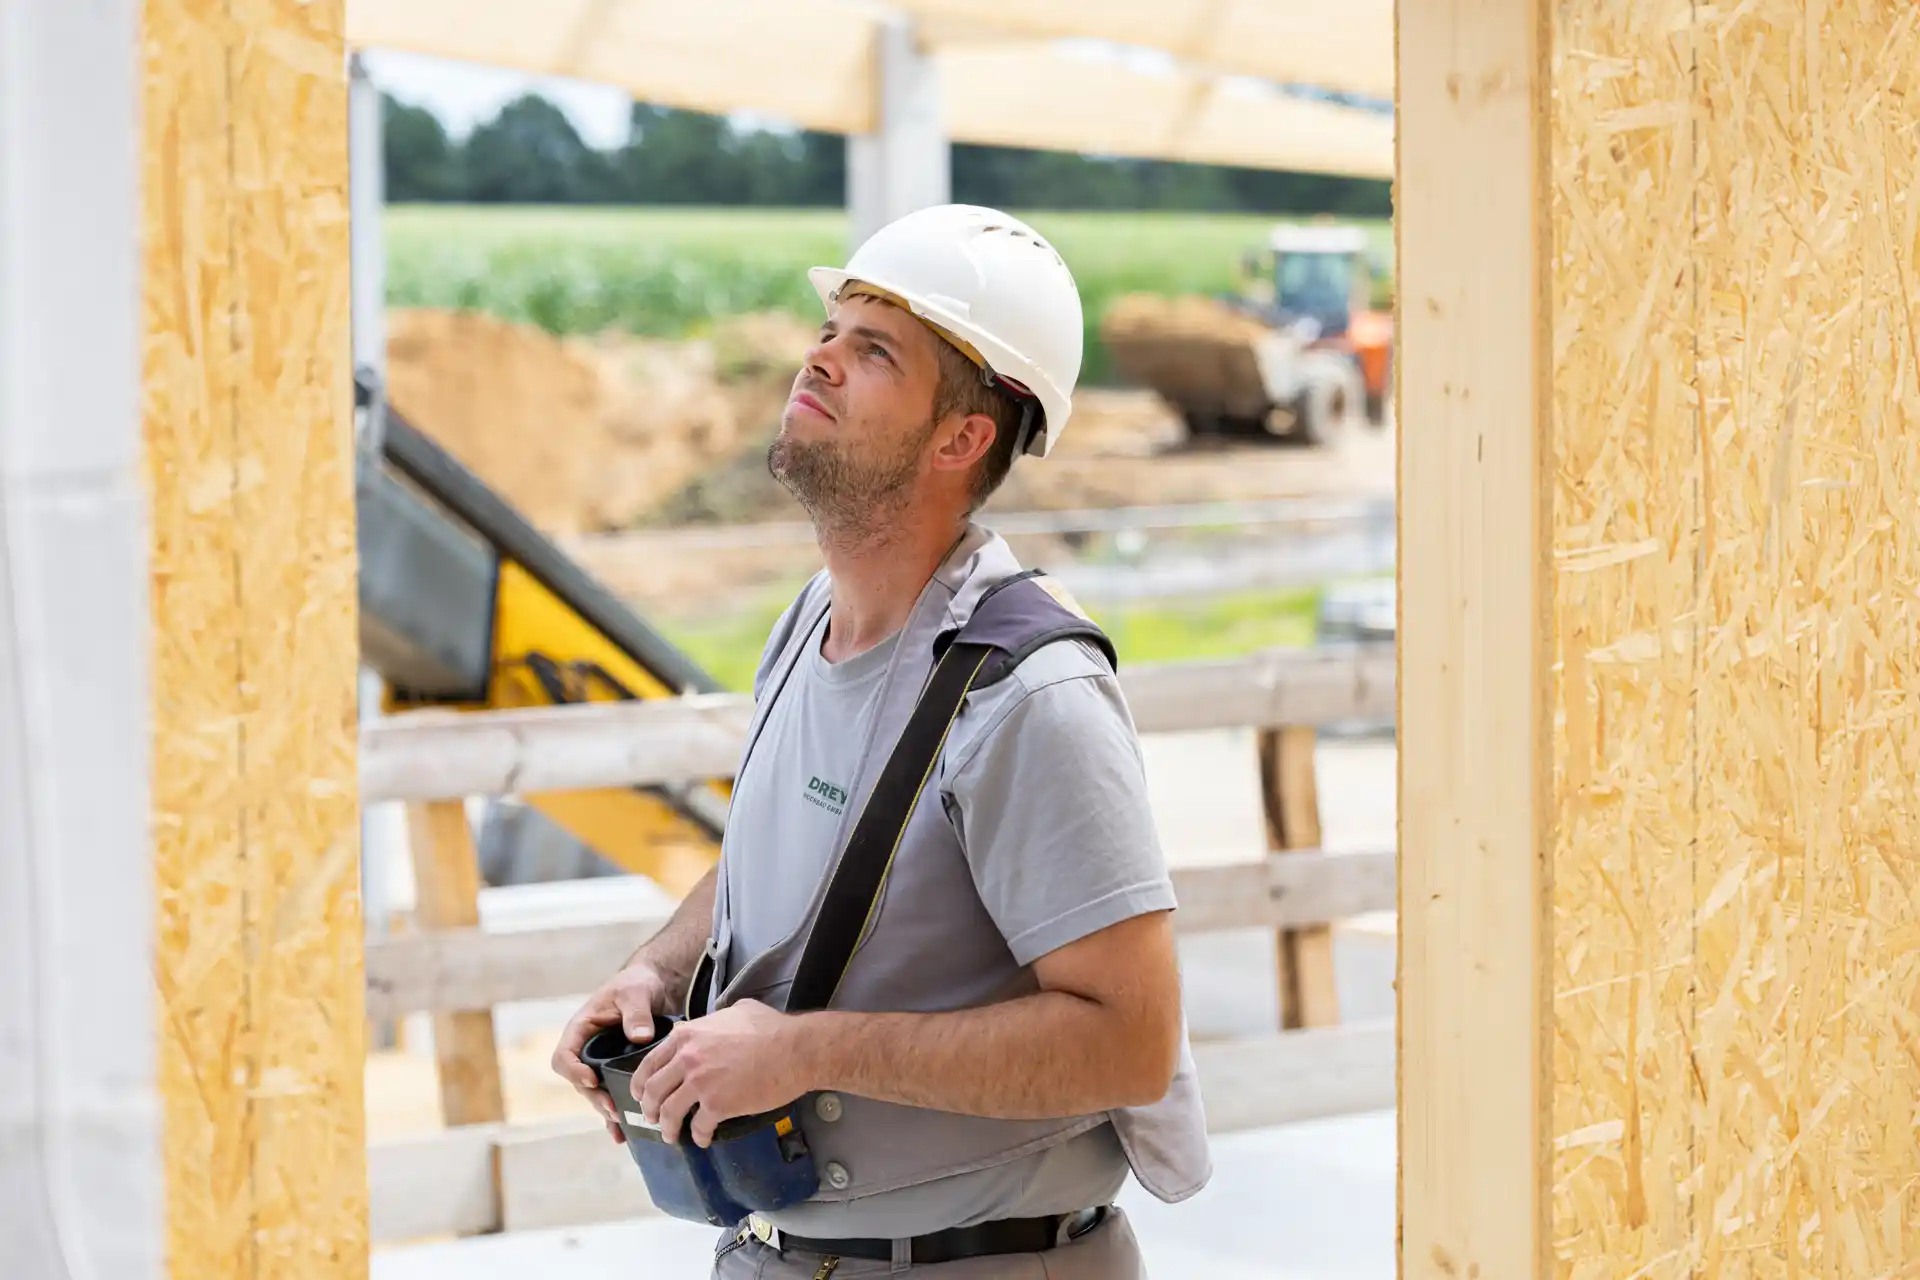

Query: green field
[656,580,1323,693]
[386,205,1393,384]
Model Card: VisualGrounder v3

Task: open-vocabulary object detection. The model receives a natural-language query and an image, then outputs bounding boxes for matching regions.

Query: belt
[744,1205,1107,1265]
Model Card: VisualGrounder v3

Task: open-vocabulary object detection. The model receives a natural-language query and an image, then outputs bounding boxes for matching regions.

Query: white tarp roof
[884,0,1393,100]
[344,0,1393,178]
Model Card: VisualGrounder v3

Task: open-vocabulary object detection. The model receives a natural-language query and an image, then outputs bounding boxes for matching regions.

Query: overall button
[824,1161,852,1190]
[814,1093,844,1123]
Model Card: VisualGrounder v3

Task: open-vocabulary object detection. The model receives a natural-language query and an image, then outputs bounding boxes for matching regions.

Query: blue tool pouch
[582,1019,819,1227]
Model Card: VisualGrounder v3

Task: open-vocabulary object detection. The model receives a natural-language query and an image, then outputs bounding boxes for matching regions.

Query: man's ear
[929,411,997,476]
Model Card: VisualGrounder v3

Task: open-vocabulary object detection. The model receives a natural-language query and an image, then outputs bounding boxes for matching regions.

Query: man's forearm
[788,989,1173,1120]
[627,865,717,1011]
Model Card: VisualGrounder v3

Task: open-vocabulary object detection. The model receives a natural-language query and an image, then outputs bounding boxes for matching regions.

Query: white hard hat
[809,204,1083,458]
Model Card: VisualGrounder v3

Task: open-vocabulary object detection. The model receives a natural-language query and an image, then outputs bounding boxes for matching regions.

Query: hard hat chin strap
[972,356,1043,456]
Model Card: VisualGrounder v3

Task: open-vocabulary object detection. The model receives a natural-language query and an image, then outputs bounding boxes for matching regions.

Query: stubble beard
[767,416,934,548]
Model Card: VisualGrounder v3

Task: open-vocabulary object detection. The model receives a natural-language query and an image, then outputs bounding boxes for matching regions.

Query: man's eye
[867,344,891,361]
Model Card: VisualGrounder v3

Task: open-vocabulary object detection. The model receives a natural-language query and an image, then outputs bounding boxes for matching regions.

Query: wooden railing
[361,642,1397,1244]
[360,643,1395,803]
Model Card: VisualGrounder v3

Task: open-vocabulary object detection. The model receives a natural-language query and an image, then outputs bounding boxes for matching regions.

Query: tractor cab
[1235,222,1394,425]
[1266,223,1372,338]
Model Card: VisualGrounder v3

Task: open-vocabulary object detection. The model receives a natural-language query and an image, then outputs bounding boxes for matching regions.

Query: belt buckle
[747,1214,782,1251]
[1060,1205,1104,1244]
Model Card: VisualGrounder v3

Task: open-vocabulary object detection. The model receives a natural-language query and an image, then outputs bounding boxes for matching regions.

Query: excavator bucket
[1099,294,1290,429]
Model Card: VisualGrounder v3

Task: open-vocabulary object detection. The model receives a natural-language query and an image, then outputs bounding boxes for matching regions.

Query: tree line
[383,93,1392,216]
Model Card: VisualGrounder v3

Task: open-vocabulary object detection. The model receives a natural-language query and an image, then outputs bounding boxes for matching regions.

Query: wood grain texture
[1550,2,1920,1273]
[1263,726,1342,1029]
[405,801,506,1128]
[1396,0,1552,1275]
[143,0,363,1275]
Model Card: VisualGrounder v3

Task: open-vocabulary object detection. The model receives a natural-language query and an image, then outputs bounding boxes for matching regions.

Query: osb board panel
[1551,2,1920,1275]
[143,1,363,1276]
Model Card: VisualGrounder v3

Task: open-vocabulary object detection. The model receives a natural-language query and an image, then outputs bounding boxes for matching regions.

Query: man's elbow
[1113,1007,1181,1107]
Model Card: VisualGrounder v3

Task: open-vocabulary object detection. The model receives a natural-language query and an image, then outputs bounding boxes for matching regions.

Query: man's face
[769,293,944,534]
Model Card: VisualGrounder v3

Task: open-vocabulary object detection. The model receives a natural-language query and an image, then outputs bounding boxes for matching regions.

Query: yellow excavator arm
[357,379,727,896]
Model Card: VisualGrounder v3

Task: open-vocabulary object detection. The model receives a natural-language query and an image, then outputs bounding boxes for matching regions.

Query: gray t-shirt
[719,603,1176,1236]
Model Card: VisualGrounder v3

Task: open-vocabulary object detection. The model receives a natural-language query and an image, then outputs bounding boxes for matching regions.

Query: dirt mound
[1099,293,1280,423]
[1053,388,1182,458]
[1100,292,1273,344]
[385,309,606,535]
[380,305,1314,540]
[383,309,809,536]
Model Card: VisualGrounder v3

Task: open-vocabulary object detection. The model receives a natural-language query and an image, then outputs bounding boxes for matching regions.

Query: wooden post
[407,800,507,1128]
[143,0,365,1275]
[1401,0,1920,1275]
[1397,0,1550,1274]
[1259,726,1340,1029]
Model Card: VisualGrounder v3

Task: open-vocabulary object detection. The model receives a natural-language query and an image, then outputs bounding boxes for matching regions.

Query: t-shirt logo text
[805,776,849,815]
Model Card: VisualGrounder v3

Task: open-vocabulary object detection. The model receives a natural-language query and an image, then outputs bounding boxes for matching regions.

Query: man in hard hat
[553,205,1208,1276]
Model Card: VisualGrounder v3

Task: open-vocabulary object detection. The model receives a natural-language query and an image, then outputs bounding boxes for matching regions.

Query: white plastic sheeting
[0,1,161,1276]
[348,0,880,132]
[889,0,1394,99]
[344,0,1393,178]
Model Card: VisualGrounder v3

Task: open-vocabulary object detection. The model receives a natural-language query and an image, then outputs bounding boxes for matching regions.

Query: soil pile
[385,309,605,535]
[1100,292,1274,345]
[1098,293,1279,422]
[381,305,1260,536]
[383,308,812,535]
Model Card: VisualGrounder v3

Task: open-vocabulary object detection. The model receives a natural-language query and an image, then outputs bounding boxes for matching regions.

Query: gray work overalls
[698,529,1211,1273]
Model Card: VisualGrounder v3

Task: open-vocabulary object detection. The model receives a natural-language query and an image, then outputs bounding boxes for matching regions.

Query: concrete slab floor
[371,1110,1398,1279]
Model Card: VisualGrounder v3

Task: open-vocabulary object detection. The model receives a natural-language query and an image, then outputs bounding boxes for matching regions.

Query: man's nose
[803,335,847,384]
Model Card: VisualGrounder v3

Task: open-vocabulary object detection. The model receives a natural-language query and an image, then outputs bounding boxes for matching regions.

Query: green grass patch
[655,581,1322,693]
[1094,586,1321,668]
[385,205,1393,384]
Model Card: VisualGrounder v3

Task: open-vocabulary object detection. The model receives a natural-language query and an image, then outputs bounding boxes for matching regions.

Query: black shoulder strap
[784,639,995,1012]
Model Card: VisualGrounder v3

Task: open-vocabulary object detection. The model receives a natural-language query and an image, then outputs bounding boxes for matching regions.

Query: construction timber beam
[143,1,365,1276]
[1399,0,1920,1275]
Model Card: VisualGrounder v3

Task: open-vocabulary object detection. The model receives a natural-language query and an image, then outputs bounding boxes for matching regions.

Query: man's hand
[551,961,676,1144]
[631,999,808,1148]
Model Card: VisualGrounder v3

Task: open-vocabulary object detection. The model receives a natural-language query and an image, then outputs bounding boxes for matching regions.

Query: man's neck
[817,515,968,664]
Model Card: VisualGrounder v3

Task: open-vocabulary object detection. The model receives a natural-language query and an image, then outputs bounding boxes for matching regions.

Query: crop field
[386,205,1394,383]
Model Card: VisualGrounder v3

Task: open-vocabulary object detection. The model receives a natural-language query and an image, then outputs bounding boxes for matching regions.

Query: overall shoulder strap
[783,572,1114,1013]
[934,569,1116,686]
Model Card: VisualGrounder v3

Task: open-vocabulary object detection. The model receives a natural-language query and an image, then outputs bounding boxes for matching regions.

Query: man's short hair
[929,337,1030,511]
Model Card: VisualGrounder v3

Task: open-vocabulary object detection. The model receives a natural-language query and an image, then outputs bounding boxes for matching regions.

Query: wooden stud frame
[143,1,365,1274]
[1400,0,1920,1273]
